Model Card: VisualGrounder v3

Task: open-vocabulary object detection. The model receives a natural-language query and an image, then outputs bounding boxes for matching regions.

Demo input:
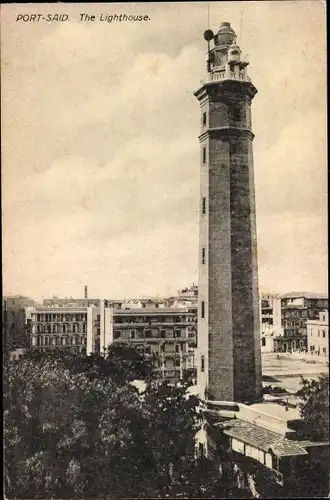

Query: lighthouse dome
[214,22,237,47]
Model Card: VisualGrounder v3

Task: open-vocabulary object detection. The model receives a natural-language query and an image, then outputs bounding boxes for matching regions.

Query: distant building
[9,347,28,361]
[261,294,282,336]
[306,310,328,358]
[29,305,89,354]
[28,298,197,383]
[3,296,37,355]
[260,294,282,353]
[97,300,197,382]
[174,284,198,303]
[274,293,328,353]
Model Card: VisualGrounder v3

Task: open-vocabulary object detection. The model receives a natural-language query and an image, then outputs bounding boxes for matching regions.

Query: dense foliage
[4,346,243,499]
[296,373,329,440]
[6,349,328,498]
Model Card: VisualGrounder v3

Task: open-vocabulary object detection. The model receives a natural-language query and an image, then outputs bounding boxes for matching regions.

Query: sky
[1,1,327,301]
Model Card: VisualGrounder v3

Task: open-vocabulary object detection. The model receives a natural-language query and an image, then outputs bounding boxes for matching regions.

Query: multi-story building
[28,299,197,382]
[274,293,328,353]
[261,294,282,336]
[98,302,197,381]
[28,306,89,354]
[260,294,282,353]
[3,296,37,355]
[306,310,328,358]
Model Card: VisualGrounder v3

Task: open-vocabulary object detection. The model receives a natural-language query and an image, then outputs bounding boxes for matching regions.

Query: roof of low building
[249,402,301,421]
[216,419,309,457]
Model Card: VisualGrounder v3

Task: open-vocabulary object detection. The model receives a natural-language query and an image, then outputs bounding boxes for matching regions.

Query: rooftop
[249,402,301,421]
[216,419,328,457]
[281,292,328,300]
[114,307,194,315]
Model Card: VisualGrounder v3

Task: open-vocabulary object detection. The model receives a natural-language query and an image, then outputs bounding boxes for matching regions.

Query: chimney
[84,286,88,299]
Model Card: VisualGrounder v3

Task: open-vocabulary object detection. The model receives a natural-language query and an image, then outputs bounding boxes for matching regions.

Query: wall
[307,312,329,357]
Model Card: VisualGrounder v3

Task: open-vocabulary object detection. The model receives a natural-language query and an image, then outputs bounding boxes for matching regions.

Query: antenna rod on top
[239,9,243,46]
[207,4,210,72]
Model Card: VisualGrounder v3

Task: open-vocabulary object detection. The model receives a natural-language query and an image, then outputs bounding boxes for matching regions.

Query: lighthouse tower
[194,22,262,403]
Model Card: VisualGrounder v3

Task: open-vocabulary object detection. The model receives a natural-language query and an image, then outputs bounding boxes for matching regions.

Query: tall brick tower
[194,22,262,403]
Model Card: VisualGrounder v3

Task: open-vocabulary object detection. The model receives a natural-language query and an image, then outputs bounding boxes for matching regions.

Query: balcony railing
[201,70,251,85]
[112,321,191,327]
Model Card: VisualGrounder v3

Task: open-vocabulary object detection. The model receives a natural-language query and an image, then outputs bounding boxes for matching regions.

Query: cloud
[1,1,327,299]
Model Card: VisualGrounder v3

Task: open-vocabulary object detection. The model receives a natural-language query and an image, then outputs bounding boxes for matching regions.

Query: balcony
[112,321,191,327]
[200,70,251,86]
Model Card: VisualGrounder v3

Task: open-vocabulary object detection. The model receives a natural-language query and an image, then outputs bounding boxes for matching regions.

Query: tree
[5,349,247,499]
[4,355,149,499]
[296,374,329,440]
[22,342,153,383]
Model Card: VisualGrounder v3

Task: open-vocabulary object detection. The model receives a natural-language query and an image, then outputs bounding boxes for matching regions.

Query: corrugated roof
[271,440,307,457]
[218,419,309,457]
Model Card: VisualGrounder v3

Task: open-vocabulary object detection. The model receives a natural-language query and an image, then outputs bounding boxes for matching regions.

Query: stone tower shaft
[195,22,262,403]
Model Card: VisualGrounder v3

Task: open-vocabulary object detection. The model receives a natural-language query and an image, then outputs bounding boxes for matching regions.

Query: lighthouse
[194,22,262,403]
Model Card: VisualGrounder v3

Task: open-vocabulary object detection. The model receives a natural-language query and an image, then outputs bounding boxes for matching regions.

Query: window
[201,355,205,372]
[82,324,86,333]
[97,315,100,322]
[63,324,67,334]
[202,247,206,265]
[202,197,206,215]
[202,146,207,164]
[175,359,180,367]
[202,111,207,126]
[323,347,327,355]
[130,330,136,339]
[114,330,121,339]
[201,301,205,319]
[199,443,205,457]
[261,338,266,347]
[175,344,179,353]
[322,330,326,338]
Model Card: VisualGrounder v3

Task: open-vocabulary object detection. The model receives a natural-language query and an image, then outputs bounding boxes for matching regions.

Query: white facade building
[306,310,328,358]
